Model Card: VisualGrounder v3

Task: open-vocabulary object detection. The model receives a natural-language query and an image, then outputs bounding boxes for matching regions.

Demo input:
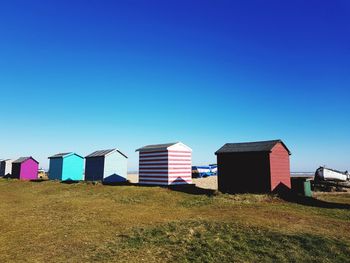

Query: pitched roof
[49,152,71,158]
[13,157,39,164]
[48,152,83,159]
[215,140,291,155]
[135,142,178,152]
[85,149,128,158]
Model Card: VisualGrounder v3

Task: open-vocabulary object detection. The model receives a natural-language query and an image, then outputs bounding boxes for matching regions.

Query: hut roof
[215,140,291,155]
[136,142,192,152]
[136,142,186,152]
[13,157,39,164]
[49,152,83,159]
[85,149,128,158]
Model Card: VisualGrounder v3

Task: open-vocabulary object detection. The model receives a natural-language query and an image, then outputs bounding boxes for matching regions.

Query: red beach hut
[215,140,291,193]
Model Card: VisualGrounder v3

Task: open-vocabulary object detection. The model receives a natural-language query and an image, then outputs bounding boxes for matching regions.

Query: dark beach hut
[215,140,291,193]
[84,149,128,182]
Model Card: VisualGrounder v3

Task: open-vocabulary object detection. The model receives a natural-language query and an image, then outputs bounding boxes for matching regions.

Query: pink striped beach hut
[136,142,192,185]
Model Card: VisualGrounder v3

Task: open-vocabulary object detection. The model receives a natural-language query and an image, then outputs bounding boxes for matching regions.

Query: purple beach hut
[11,157,39,180]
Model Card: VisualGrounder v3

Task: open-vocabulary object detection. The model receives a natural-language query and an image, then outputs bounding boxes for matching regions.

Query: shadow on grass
[102,181,134,186]
[168,184,217,196]
[121,181,217,196]
[30,179,48,183]
[60,180,81,184]
[275,183,350,210]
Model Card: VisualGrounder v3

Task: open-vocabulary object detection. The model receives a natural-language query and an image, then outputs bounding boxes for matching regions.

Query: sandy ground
[128,173,218,190]
[127,173,138,183]
[192,176,218,190]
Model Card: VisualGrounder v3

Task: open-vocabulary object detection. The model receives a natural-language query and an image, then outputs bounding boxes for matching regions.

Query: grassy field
[0,179,349,262]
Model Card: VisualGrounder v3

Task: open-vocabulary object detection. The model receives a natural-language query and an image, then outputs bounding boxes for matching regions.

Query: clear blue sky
[0,0,349,171]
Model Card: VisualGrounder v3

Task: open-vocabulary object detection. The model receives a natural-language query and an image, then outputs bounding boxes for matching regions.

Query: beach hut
[11,157,39,180]
[48,153,84,181]
[0,159,13,177]
[215,140,291,193]
[84,149,128,182]
[136,142,192,185]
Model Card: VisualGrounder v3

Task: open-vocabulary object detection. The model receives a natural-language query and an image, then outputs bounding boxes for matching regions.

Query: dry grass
[0,178,349,262]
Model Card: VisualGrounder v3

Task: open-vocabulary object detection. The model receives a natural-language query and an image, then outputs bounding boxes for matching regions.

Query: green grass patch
[93,220,350,263]
[0,179,349,262]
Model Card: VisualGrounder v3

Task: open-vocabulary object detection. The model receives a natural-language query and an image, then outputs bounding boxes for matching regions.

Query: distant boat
[192,164,217,178]
[209,164,217,174]
[315,166,349,182]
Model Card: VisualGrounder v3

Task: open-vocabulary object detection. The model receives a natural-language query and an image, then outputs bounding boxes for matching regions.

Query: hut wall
[217,152,271,193]
[167,146,192,185]
[269,143,291,191]
[20,159,38,180]
[0,161,5,176]
[85,157,104,181]
[103,152,127,183]
[5,161,12,176]
[62,155,84,181]
[49,158,63,180]
[138,150,168,185]
[11,163,21,179]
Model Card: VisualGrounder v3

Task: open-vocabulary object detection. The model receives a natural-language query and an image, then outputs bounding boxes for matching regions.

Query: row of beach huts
[1,140,296,194]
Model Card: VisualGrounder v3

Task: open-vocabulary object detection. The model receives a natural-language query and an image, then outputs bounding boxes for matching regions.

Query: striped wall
[139,150,192,185]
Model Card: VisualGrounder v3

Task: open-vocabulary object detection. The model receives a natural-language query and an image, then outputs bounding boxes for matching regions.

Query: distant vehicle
[192,164,217,178]
[38,169,48,180]
[315,166,349,182]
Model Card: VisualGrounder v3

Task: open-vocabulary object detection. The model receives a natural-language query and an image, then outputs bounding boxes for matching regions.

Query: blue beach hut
[48,153,84,181]
[84,149,128,183]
